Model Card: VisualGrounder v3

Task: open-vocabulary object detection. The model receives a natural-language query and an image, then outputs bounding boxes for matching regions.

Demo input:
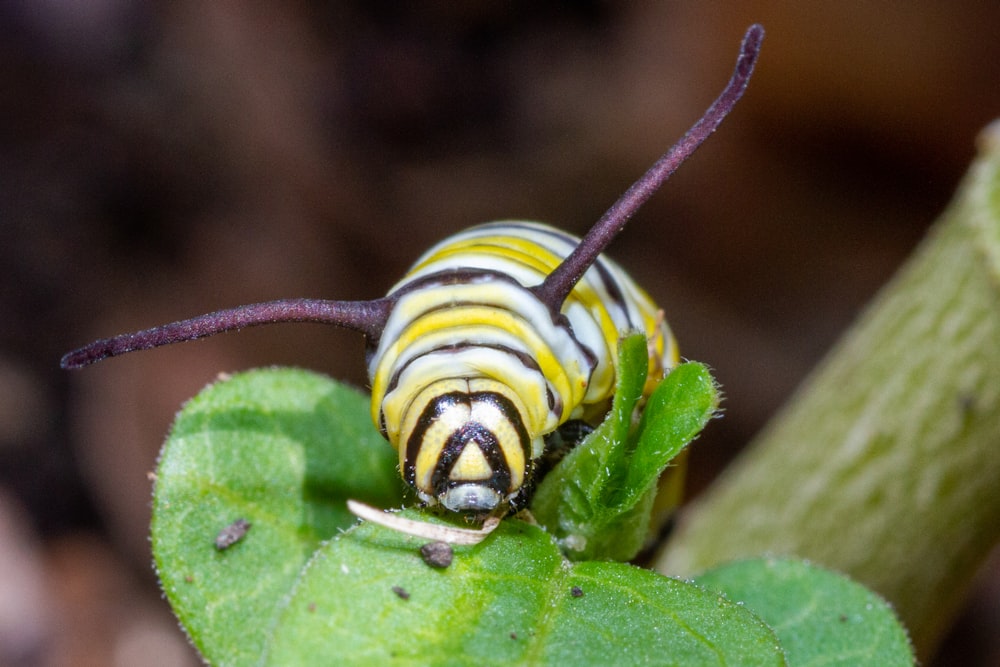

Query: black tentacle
[533,24,764,313]
[60,297,393,369]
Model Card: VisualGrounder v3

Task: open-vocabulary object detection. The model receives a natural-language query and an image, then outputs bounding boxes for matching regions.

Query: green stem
[660,122,1000,660]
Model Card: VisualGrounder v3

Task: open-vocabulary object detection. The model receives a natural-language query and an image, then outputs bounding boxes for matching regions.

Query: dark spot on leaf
[308,602,316,613]
[510,632,517,640]
[214,518,251,551]
[571,586,584,598]
[392,585,410,600]
[420,540,454,568]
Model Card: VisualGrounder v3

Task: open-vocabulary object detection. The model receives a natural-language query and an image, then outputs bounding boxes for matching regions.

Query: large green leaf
[266,516,785,666]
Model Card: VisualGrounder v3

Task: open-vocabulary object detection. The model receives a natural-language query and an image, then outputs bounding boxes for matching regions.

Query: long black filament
[533,24,764,312]
[60,297,393,369]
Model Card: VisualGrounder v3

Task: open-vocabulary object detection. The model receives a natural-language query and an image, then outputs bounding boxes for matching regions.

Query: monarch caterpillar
[62,25,763,514]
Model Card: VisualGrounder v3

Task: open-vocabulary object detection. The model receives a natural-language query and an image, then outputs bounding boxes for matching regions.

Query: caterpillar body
[61,26,763,514]
[371,221,676,510]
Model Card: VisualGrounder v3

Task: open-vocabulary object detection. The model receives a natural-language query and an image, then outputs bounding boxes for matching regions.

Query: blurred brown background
[2,2,999,665]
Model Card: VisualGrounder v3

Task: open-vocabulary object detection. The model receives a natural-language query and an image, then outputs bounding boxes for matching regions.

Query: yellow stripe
[408,236,563,277]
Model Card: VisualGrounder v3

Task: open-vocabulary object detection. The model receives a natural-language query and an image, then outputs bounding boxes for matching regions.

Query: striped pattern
[367,221,677,511]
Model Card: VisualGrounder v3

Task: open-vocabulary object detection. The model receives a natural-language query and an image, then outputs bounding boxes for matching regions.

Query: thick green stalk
[660,122,1000,659]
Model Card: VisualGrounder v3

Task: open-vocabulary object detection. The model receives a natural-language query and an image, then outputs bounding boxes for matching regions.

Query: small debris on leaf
[570,586,584,598]
[392,585,410,600]
[214,518,251,551]
[420,541,454,568]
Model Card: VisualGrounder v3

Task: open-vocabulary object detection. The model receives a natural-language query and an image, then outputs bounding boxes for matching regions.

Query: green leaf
[696,558,914,666]
[532,334,719,561]
[263,516,786,666]
[151,368,404,666]
[153,367,771,666]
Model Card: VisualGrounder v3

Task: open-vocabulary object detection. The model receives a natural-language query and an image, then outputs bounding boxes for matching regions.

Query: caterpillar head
[396,379,543,512]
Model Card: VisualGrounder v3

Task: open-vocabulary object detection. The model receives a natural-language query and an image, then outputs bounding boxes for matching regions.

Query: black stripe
[589,257,634,328]
[403,392,462,487]
[388,268,525,299]
[384,341,542,398]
